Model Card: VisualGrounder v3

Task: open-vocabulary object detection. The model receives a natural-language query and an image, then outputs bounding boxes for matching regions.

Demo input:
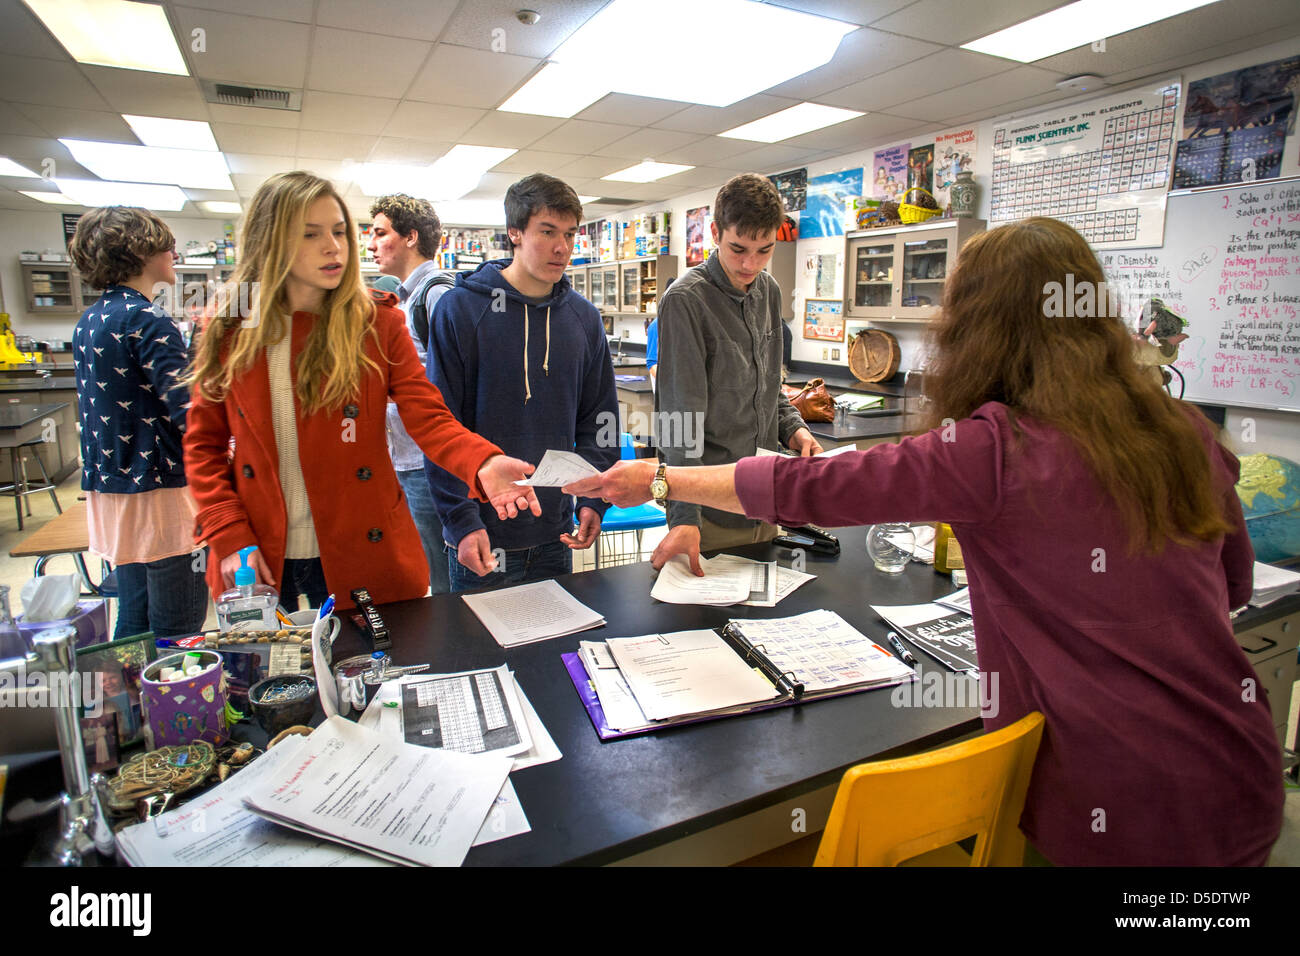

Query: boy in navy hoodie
[425,174,618,591]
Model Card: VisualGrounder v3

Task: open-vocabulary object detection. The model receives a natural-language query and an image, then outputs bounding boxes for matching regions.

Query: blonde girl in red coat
[184,171,539,611]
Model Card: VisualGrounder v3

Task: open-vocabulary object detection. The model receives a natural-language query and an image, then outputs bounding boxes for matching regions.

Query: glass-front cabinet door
[900,235,949,315]
[570,267,587,300]
[849,240,894,312]
[620,262,640,311]
[602,267,618,310]
[588,266,604,308]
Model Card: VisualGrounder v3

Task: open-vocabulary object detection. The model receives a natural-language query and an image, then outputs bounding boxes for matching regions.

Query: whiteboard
[1099,179,1300,412]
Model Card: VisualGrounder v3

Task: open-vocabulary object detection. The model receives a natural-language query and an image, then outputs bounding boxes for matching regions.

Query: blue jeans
[279,557,330,612]
[447,539,574,593]
[396,468,450,596]
[113,550,209,640]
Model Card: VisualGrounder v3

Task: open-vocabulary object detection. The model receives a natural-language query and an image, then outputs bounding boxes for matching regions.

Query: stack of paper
[835,392,885,411]
[1250,561,1300,607]
[239,716,512,867]
[461,579,605,647]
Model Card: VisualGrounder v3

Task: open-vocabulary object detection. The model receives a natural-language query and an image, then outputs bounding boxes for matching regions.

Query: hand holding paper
[516,449,601,487]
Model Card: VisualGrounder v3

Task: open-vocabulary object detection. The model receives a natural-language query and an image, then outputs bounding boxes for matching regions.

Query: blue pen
[318,594,335,620]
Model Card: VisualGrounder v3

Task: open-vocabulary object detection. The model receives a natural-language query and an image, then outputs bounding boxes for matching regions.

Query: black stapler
[773,524,841,556]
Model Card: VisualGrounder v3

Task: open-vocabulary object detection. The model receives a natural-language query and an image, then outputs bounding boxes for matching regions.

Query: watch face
[651,478,668,500]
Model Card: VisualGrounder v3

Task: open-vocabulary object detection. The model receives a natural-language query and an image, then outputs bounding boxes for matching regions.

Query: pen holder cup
[140,650,232,750]
[249,674,319,737]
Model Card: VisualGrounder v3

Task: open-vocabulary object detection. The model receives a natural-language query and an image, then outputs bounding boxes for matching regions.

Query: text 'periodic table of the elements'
[991,85,1180,248]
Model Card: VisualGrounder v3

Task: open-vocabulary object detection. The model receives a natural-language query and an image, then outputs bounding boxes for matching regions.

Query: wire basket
[899,187,941,224]
[594,529,651,568]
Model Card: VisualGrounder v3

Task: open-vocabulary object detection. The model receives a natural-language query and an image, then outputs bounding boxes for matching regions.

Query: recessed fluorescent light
[499,62,602,118]
[355,146,516,201]
[20,190,79,205]
[0,158,41,177]
[435,199,507,225]
[54,179,188,211]
[23,0,189,75]
[200,201,242,215]
[719,103,864,143]
[59,139,233,190]
[123,115,219,151]
[962,0,1222,62]
[497,0,854,117]
[601,161,694,183]
[576,196,599,203]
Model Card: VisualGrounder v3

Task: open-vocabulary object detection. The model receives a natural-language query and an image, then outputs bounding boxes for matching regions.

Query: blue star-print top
[73,285,191,494]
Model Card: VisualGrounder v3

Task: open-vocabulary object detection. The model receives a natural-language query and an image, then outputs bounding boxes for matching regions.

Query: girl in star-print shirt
[70,206,209,639]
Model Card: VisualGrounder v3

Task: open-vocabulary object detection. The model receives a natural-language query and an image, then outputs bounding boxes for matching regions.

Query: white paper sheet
[650,554,753,606]
[240,715,511,867]
[461,579,606,647]
[1250,562,1300,607]
[514,449,600,487]
[936,587,972,613]
[742,565,815,607]
[605,630,779,722]
[116,734,390,867]
[580,640,654,732]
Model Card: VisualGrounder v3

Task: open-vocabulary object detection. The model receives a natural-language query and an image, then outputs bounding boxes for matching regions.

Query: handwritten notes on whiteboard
[1100,181,1300,411]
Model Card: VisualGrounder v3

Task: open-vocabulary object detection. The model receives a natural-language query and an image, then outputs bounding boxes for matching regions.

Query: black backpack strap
[407,270,456,352]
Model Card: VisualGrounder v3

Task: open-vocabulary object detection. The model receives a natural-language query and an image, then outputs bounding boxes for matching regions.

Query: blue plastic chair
[593,434,666,568]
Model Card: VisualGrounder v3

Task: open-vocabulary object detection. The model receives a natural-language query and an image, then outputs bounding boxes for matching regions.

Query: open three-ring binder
[563,609,917,740]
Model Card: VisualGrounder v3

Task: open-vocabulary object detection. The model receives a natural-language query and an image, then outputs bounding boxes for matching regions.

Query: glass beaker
[866,523,914,574]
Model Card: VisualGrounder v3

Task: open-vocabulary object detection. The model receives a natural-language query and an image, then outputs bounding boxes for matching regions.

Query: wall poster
[933,128,977,210]
[990,78,1181,248]
[802,168,863,238]
[686,206,709,267]
[769,168,807,212]
[872,144,909,200]
[803,298,844,341]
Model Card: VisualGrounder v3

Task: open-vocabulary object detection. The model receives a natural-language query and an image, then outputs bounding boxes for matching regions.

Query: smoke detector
[1056,75,1107,94]
[516,9,540,25]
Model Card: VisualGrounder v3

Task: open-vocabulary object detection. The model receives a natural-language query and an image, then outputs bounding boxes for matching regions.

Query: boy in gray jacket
[652,174,821,574]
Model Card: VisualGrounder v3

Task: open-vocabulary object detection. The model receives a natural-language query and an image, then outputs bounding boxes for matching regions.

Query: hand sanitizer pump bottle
[216,546,280,632]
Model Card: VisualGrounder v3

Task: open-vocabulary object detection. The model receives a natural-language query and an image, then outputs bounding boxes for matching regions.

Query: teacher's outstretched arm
[563,460,744,516]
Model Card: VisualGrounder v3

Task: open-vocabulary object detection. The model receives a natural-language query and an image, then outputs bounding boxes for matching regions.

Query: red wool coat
[184,295,502,611]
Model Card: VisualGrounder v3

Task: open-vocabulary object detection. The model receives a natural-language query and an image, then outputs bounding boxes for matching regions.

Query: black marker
[886,631,916,666]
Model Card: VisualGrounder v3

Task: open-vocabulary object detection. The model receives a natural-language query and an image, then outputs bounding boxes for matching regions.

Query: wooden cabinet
[582,255,678,315]
[22,262,81,315]
[843,219,985,325]
[566,265,589,301]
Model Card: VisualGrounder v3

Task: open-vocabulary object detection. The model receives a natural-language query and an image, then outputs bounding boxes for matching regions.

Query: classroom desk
[326,532,985,865]
[0,378,80,483]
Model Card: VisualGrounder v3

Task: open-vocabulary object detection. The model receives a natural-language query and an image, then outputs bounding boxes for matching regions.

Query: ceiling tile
[469,171,517,194]
[529,119,639,154]
[0,134,89,176]
[763,28,945,101]
[307,28,430,99]
[231,171,273,192]
[315,0,459,41]
[0,56,110,110]
[0,0,72,59]
[661,166,749,189]
[575,94,690,127]
[12,104,136,143]
[714,143,824,173]
[490,149,584,174]
[959,88,1070,126]
[295,130,378,161]
[173,0,314,22]
[558,155,633,179]
[652,94,804,135]
[212,122,298,155]
[1034,0,1300,78]
[894,66,1066,125]
[819,48,1013,112]
[0,102,50,138]
[295,159,358,185]
[764,0,913,24]
[181,187,239,203]
[299,92,398,135]
[594,128,709,161]
[368,137,451,163]
[870,0,1064,46]
[438,0,607,58]
[173,8,310,88]
[1104,26,1299,88]
[653,135,768,166]
[461,111,566,148]
[782,111,926,151]
[222,152,296,175]
[80,66,210,120]
[383,101,486,141]
[407,44,540,110]
[206,103,301,129]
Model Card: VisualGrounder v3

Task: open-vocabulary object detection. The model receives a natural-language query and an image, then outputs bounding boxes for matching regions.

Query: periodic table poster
[990,79,1181,249]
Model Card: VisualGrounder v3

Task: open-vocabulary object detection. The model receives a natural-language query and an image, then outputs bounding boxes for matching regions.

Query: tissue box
[7,600,109,656]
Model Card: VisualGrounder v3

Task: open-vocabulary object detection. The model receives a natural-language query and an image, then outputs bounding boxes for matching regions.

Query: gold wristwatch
[650,463,669,506]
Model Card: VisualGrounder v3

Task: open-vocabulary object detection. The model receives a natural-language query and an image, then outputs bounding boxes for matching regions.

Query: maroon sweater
[735,401,1282,866]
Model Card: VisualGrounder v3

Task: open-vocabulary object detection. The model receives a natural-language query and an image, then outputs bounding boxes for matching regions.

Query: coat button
[367,528,383,542]
[242,465,254,478]
[343,403,359,419]
[356,467,372,481]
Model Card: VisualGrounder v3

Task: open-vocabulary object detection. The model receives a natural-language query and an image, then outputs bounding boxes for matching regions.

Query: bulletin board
[803,298,844,342]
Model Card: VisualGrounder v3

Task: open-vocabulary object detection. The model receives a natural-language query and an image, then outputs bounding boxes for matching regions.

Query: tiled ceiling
[0,0,1298,223]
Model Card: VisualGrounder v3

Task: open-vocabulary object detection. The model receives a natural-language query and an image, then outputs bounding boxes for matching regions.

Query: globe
[1237,454,1300,563]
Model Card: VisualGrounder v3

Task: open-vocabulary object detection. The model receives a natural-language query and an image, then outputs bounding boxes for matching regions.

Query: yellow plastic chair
[814,711,1045,867]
